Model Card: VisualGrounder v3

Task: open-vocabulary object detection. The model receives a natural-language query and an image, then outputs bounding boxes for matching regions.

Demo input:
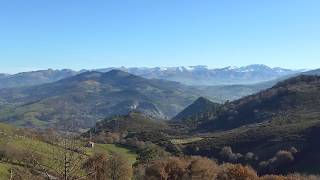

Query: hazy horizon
[0,64,310,74]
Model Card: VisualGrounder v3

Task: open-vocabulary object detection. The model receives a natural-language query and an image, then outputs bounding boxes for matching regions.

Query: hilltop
[174,75,320,174]
[0,70,200,128]
[173,97,222,126]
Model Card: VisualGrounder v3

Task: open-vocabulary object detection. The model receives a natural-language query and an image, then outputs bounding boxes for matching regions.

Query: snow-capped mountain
[97,64,302,85]
[0,65,304,89]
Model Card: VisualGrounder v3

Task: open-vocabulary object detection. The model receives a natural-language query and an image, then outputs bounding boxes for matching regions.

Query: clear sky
[0,0,319,73]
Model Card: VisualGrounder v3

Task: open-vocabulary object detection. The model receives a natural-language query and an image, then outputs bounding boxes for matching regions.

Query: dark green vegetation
[199,75,320,131]
[93,112,169,134]
[0,72,320,178]
[88,75,320,176]
[0,69,274,129]
[0,70,200,128]
[2,69,320,178]
[173,97,222,125]
[179,75,320,174]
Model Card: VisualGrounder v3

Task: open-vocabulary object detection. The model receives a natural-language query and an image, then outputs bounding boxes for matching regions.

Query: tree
[106,153,133,180]
[189,156,219,180]
[48,134,86,180]
[83,152,132,180]
[145,157,189,180]
[219,146,242,162]
[137,144,169,164]
[216,163,258,180]
[83,153,109,180]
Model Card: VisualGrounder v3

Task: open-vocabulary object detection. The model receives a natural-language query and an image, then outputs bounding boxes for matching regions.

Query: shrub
[259,174,287,180]
[219,146,243,162]
[189,156,219,180]
[260,174,320,180]
[83,152,132,180]
[289,147,298,154]
[145,157,189,180]
[216,163,258,180]
[137,144,169,164]
[259,149,296,172]
[106,153,133,180]
[275,150,294,163]
[0,146,5,160]
[83,153,109,179]
[245,152,257,161]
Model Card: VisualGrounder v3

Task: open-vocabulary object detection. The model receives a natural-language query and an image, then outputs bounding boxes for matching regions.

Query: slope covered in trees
[175,75,320,174]
[173,97,222,125]
[0,70,202,128]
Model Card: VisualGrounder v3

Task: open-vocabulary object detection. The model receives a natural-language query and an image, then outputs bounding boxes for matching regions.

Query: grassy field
[0,123,137,178]
[86,143,137,164]
[0,163,10,180]
[170,137,203,145]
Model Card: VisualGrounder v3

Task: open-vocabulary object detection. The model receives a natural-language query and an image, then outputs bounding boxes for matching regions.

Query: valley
[0,68,319,179]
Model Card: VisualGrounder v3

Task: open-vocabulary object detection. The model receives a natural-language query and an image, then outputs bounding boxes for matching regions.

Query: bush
[244,152,257,161]
[140,155,319,180]
[83,152,132,180]
[216,163,258,180]
[145,157,189,180]
[137,144,169,164]
[0,146,5,160]
[219,146,243,162]
[260,173,320,180]
[189,156,219,180]
[83,153,109,179]
[259,148,297,172]
[106,153,133,180]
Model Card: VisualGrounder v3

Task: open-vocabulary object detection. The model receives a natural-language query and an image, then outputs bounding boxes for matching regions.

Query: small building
[85,141,95,148]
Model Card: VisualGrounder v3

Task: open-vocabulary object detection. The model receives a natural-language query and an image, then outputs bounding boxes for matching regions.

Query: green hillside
[0,123,137,179]
[174,75,320,174]
[0,70,199,129]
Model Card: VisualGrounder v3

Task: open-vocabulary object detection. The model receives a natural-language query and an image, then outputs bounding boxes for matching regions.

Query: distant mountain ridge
[97,64,302,86]
[0,65,304,89]
[0,69,77,89]
[0,70,203,128]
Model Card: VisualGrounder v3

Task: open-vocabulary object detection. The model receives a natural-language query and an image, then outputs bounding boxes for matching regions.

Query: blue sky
[0,0,319,73]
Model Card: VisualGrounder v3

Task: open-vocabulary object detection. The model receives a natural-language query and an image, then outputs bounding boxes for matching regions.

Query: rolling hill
[199,75,320,131]
[66,74,320,175]
[92,112,169,134]
[0,70,201,129]
[173,97,221,125]
[175,75,320,174]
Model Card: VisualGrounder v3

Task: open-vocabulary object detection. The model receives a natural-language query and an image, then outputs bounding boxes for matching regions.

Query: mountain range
[88,74,320,174]
[0,66,317,129]
[0,64,320,175]
[93,64,303,85]
[0,70,203,128]
[0,65,304,89]
[0,69,77,89]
